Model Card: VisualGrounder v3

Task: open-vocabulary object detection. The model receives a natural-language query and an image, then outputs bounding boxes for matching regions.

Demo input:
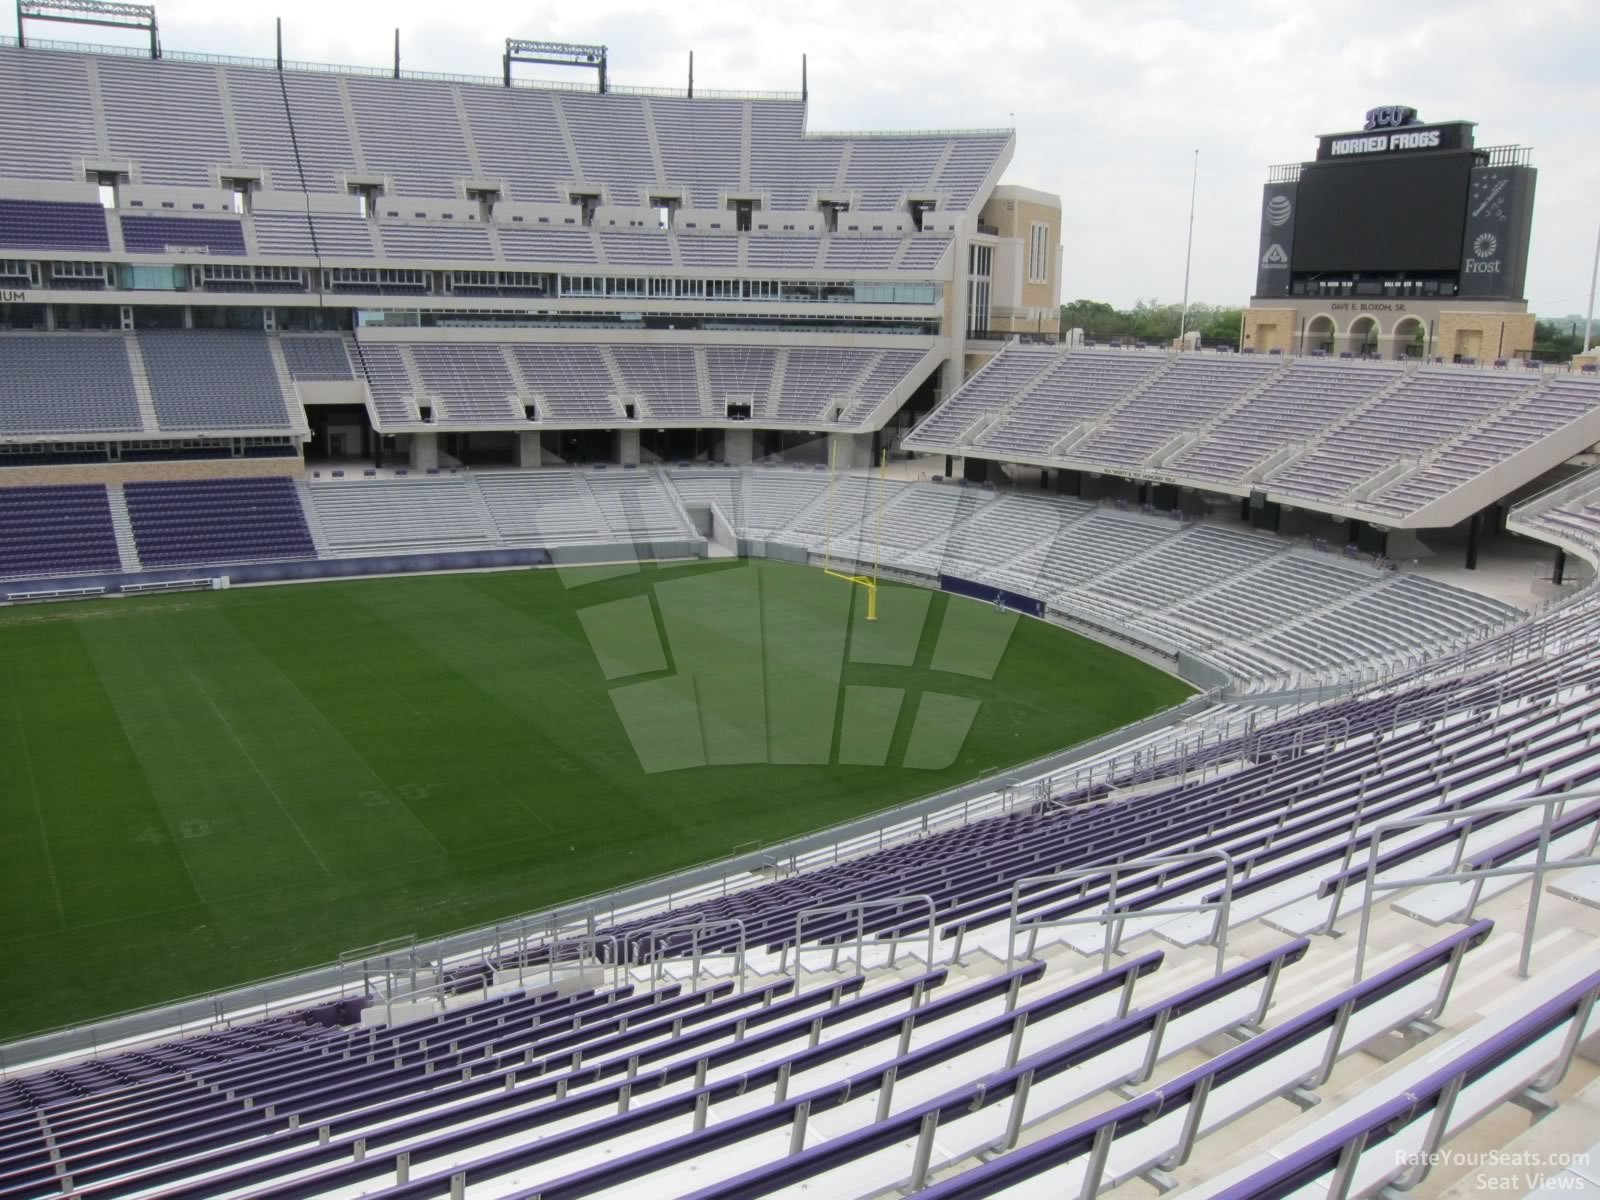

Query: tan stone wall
[963,348,1002,379]
[0,456,302,489]
[1437,311,1536,361]
[979,192,1061,319]
[1242,307,1295,354]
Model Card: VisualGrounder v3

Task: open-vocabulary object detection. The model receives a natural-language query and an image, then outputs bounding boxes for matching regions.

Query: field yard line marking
[5,668,67,929]
[264,665,452,862]
[344,650,427,722]
[176,657,335,878]
[93,679,213,908]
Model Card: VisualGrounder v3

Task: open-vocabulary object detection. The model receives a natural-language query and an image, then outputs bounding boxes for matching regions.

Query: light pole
[1584,214,1600,355]
[1178,150,1199,346]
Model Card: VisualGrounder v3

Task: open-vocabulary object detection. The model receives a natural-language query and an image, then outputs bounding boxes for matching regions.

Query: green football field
[0,558,1191,1040]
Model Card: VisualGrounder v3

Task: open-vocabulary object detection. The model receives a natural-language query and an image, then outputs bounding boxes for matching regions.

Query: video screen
[1292,151,1473,273]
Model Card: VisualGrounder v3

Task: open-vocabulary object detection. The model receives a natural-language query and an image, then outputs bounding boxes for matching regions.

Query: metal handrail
[1001,851,1239,977]
[624,915,748,993]
[1507,464,1600,521]
[1347,789,1600,984]
[788,896,937,976]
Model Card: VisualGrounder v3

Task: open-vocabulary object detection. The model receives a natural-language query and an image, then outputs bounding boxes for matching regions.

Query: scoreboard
[1255,107,1534,302]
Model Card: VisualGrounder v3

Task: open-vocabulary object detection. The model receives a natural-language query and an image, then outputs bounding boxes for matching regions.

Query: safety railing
[1344,790,1600,984]
[999,851,1239,977]
[786,896,938,976]
[622,915,749,993]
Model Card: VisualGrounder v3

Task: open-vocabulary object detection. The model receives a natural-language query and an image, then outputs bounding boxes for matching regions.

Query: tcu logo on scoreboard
[1364,105,1420,131]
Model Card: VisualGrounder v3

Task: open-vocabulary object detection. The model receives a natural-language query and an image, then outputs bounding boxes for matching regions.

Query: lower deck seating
[476,472,611,545]
[124,477,315,567]
[0,484,120,578]
[306,477,494,554]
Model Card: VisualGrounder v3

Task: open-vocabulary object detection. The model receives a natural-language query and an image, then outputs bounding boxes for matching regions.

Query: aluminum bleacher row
[1513,466,1600,559]
[345,341,938,429]
[0,330,299,437]
[904,345,1600,526]
[0,332,936,436]
[0,467,1521,690]
[2,591,1597,1197]
[0,42,1007,272]
[693,467,1519,689]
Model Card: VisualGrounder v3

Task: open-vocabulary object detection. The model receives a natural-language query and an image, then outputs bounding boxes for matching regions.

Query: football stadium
[1,4,1599,1197]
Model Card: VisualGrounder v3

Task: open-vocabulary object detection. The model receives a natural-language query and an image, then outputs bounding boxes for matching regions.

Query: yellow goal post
[821,442,890,621]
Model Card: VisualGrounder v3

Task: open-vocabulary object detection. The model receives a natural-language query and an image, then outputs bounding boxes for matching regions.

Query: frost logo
[1265,195,1292,227]
[1260,243,1289,270]
[570,562,1014,774]
[1466,232,1502,275]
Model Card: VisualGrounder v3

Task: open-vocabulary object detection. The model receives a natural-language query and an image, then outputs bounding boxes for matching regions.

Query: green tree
[1531,318,1589,364]
[1059,299,1243,348]
[1058,298,1132,340]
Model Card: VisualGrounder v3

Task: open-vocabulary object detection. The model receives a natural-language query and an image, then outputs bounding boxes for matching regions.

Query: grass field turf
[0,558,1192,1039]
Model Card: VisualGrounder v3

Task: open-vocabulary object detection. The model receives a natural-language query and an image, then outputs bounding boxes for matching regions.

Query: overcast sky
[82,0,1600,317]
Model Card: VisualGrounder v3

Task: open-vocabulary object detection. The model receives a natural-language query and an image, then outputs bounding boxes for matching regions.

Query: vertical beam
[1465,511,1480,571]
[802,54,808,102]
[275,16,283,70]
[688,51,694,99]
[392,28,400,80]
[1553,548,1566,587]
[598,48,607,93]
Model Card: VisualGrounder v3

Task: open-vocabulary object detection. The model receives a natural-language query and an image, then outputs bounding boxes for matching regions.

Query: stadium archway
[1394,316,1427,359]
[1305,314,1336,355]
[1348,316,1379,358]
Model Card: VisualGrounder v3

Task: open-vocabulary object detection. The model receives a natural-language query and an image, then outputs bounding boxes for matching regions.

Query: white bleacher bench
[4,585,105,603]
[120,578,216,595]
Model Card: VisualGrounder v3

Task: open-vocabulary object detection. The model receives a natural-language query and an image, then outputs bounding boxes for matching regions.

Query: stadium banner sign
[1255,181,1297,298]
[1458,163,1537,300]
[1315,120,1472,161]
[939,574,1045,618]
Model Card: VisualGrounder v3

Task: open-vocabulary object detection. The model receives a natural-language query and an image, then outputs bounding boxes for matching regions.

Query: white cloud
[80,0,1600,313]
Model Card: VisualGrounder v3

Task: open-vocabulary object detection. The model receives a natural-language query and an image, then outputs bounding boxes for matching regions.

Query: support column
[515,431,541,468]
[619,428,641,466]
[828,431,872,470]
[409,431,438,471]
[1465,511,1480,571]
[944,454,954,478]
[1554,548,1566,586]
[1239,496,1251,521]
[724,426,754,466]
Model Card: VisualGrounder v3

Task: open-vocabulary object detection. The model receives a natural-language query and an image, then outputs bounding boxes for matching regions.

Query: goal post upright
[821,440,885,621]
